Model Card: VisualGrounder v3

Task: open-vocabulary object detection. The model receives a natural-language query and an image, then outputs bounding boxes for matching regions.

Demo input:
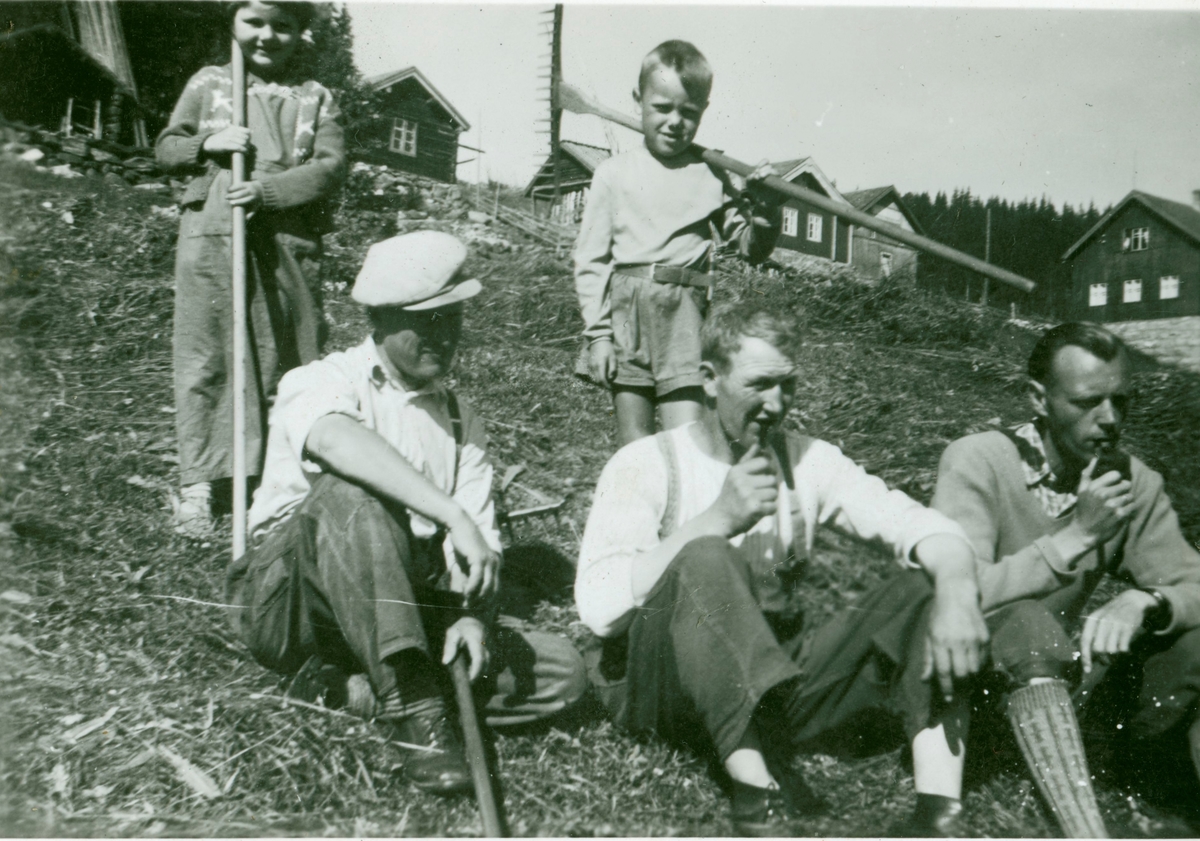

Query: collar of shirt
[1012,421,1077,518]
[366,339,442,403]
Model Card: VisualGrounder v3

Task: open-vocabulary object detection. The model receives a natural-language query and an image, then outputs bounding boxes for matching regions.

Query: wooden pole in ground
[230,41,248,560]
[556,82,1037,294]
[451,656,505,836]
[981,206,992,306]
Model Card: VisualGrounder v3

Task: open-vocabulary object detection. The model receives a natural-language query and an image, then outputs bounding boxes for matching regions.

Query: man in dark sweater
[933,322,1200,837]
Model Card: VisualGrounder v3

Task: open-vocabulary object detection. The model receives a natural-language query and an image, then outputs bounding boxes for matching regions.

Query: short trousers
[608,271,709,396]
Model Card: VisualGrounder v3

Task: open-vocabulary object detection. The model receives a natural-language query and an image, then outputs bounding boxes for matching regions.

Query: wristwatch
[1139,588,1172,633]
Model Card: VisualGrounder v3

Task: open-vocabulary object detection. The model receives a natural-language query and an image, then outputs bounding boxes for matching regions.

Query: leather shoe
[381,697,472,797]
[729,780,797,837]
[891,793,965,837]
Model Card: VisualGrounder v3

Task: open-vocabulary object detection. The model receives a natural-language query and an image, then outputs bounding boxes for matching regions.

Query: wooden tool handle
[451,656,506,837]
[230,39,248,560]
[555,80,1036,294]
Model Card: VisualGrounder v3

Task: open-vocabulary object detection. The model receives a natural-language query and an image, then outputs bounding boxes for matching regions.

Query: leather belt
[614,263,713,289]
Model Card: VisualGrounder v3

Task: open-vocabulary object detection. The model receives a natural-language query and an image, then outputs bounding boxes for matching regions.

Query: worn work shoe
[729,780,799,837]
[381,697,472,797]
[892,793,966,837]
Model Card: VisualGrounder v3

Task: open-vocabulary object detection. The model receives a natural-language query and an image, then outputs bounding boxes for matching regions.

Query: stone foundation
[1107,316,1200,373]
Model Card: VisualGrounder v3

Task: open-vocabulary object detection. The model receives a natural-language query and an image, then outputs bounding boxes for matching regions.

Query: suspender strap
[445,388,463,495]
[655,430,679,540]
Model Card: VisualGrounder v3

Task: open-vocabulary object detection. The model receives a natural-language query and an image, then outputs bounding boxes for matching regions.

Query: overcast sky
[349,3,1200,211]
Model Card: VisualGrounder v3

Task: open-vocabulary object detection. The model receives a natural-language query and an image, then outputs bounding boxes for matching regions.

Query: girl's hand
[227,181,265,209]
[202,126,252,154]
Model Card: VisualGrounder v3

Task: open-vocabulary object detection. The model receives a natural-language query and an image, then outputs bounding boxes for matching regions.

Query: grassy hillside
[2,158,1200,837]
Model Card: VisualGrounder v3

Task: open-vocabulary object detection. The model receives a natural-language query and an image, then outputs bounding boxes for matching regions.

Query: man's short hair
[639,40,713,103]
[701,301,801,372]
[1028,322,1128,385]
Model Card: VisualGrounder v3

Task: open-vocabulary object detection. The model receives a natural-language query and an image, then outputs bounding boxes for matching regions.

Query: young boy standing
[157,1,346,536]
[574,40,782,445]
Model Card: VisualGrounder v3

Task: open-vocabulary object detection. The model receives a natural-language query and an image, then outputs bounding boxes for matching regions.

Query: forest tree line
[902,189,1108,320]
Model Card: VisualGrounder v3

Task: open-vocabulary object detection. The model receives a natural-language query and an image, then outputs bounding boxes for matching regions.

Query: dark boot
[893,793,966,837]
[380,696,472,796]
[729,780,797,837]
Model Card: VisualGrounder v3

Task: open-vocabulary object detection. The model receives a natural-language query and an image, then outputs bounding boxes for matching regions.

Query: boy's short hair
[1028,322,1128,385]
[226,1,317,30]
[639,40,713,103]
[702,301,802,373]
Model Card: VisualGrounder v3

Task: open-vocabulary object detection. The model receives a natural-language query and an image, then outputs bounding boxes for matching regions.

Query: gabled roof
[1063,190,1200,260]
[770,156,851,207]
[524,140,612,196]
[843,185,926,236]
[367,66,470,132]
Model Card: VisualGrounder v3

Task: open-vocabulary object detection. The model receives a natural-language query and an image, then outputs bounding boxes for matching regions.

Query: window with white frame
[880,252,893,278]
[1160,275,1180,300]
[1123,227,1149,252]
[806,213,822,242]
[1123,279,1142,303]
[1089,283,1108,307]
[782,207,799,237]
[389,118,418,157]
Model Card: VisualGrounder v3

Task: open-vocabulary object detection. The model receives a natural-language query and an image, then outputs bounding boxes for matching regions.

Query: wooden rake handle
[451,655,506,836]
[556,81,1036,294]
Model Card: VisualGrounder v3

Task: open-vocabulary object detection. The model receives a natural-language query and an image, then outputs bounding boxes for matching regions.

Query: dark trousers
[588,536,937,761]
[988,599,1200,745]
[226,474,587,726]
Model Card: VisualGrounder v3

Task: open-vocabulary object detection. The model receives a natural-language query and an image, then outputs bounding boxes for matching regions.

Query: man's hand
[448,514,500,605]
[442,616,489,682]
[706,443,778,537]
[1080,588,1156,673]
[202,126,252,154]
[588,339,617,385]
[227,181,265,210]
[1071,455,1136,547]
[915,534,989,701]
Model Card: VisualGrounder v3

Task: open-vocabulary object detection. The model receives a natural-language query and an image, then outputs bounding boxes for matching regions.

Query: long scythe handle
[451,655,506,836]
[557,82,1036,294]
[230,41,249,559]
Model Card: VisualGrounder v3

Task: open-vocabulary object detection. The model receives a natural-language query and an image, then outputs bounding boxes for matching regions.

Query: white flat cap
[351,230,482,310]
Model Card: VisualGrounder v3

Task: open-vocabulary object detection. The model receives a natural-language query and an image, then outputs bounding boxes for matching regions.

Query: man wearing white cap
[226,231,587,796]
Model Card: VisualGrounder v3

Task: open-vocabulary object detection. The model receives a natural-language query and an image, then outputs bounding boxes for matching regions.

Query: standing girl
[157,1,345,535]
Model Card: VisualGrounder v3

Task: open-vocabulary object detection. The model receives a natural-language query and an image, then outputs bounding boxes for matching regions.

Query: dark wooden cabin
[0,1,147,146]
[770,158,852,265]
[366,67,469,183]
[842,186,925,281]
[524,140,611,224]
[1062,190,1200,323]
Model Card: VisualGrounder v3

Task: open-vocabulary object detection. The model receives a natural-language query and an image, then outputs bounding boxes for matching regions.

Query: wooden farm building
[842,186,925,281]
[1062,189,1200,372]
[366,67,470,183]
[0,1,148,146]
[770,158,853,266]
[524,140,612,224]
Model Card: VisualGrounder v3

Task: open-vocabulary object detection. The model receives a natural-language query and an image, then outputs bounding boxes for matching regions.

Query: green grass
[3,158,1200,837]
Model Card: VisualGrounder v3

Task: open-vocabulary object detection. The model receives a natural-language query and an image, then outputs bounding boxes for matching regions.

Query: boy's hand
[202,126,252,154]
[442,617,489,682]
[731,160,785,224]
[227,181,265,210]
[588,339,617,385]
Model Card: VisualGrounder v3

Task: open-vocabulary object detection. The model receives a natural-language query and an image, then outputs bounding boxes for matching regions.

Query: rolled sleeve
[576,441,669,637]
[273,362,365,472]
[455,406,501,553]
[803,439,967,569]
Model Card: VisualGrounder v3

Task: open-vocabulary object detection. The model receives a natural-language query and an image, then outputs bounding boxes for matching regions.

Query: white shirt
[576,423,969,638]
[248,337,500,566]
